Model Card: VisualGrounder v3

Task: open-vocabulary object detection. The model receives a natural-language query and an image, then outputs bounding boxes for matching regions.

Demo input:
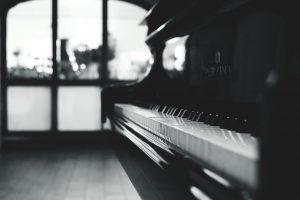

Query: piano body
[102,0,300,199]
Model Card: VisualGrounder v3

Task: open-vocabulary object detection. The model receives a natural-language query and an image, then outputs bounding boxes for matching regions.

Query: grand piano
[102,0,300,199]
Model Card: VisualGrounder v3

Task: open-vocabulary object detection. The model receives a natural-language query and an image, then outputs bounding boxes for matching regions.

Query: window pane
[108,1,151,81]
[58,87,101,131]
[8,87,51,131]
[7,0,52,79]
[163,36,189,80]
[58,0,102,80]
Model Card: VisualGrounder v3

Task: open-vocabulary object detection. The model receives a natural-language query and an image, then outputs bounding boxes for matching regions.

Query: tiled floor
[0,146,141,200]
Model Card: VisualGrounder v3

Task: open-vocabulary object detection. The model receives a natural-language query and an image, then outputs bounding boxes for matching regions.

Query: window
[58,0,102,80]
[3,0,150,133]
[58,87,101,130]
[7,87,51,131]
[108,0,151,80]
[7,0,52,79]
[163,36,189,80]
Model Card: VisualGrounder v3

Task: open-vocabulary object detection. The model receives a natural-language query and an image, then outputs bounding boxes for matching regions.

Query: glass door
[3,0,150,134]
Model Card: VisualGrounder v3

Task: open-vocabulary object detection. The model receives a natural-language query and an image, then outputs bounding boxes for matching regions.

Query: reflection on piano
[102,0,300,199]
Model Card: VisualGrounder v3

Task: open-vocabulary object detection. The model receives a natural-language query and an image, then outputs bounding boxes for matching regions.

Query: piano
[102,0,300,199]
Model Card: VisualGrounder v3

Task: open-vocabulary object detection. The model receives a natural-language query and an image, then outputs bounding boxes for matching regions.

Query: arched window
[4,0,150,133]
[108,0,151,80]
[7,0,52,79]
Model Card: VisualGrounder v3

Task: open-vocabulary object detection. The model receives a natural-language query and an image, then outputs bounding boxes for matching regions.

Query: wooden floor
[0,133,194,200]
[0,144,141,200]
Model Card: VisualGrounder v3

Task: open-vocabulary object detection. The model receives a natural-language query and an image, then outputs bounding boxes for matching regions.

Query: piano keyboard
[113,103,259,191]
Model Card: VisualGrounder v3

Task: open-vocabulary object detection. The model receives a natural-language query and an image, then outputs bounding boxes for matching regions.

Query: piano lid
[141,0,198,34]
[145,0,253,45]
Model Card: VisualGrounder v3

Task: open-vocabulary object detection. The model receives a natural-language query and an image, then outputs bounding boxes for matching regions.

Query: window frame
[0,0,151,135]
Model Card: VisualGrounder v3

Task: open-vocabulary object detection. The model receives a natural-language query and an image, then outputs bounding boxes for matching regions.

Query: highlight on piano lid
[0,0,299,200]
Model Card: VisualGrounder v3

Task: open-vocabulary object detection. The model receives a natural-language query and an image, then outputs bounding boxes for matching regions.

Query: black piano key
[168,107,175,114]
[158,105,165,112]
[204,113,213,124]
[171,108,178,116]
[152,105,158,111]
[162,106,168,113]
[167,107,174,115]
[180,109,189,118]
[239,119,251,133]
[169,107,176,115]
[173,108,181,116]
[188,111,196,121]
[163,107,169,114]
[148,105,253,135]
[176,109,184,117]
[155,105,161,111]
[210,114,221,126]
[220,116,232,130]
[165,107,171,114]
[191,111,199,121]
[232,117,240,132]
[196,112,205,122]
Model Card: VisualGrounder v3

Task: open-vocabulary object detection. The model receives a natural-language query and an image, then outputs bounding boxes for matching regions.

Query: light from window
[58,87,101,131]
[108,1,151,81]
[8,87,51,131]
[57,0,102,80]
[7,0,53,79]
